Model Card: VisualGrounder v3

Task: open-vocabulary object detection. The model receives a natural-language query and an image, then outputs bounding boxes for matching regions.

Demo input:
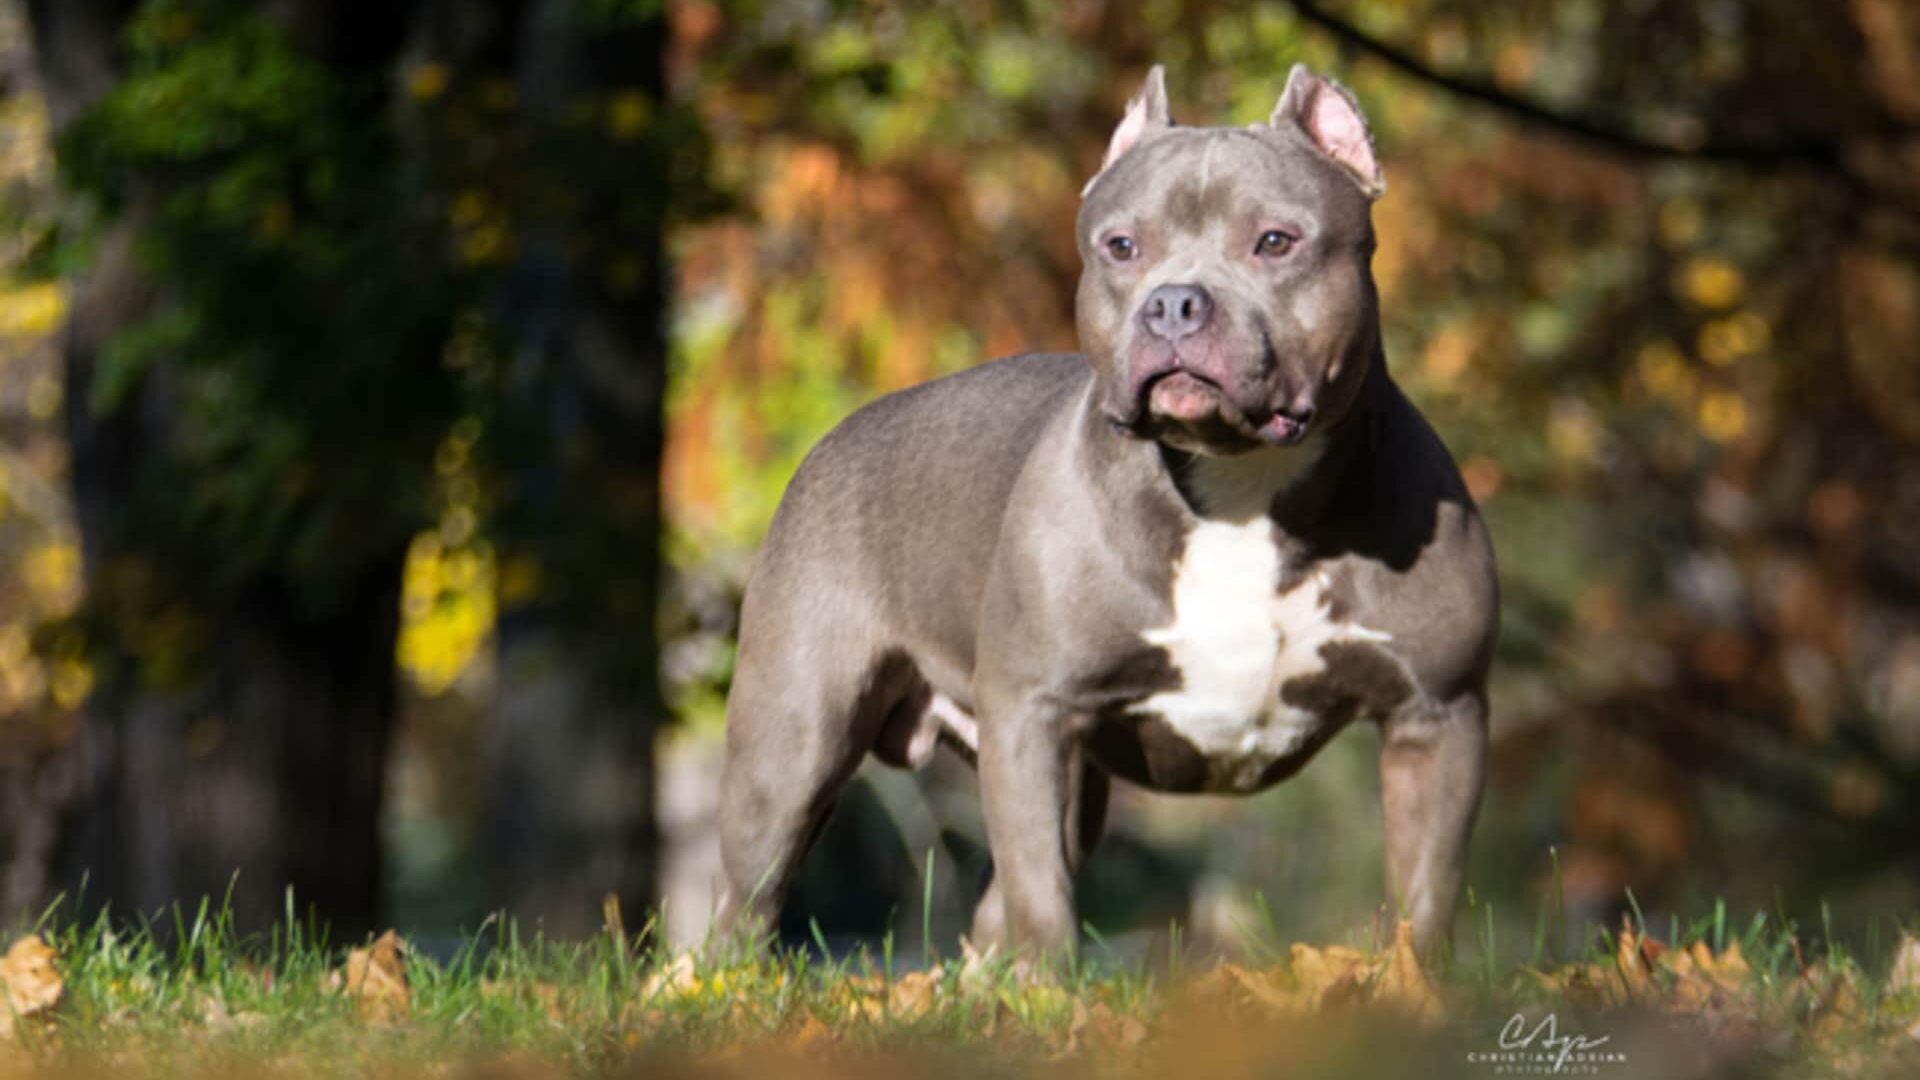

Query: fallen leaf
[1806,962,1865,1044]
[1083,1002,1149,1049]
[330,929,410,1024]
[1375,920,1446,1025]
[1616,922,1663,999]
[887,968,941,1020]
[0,935,62,1039]
[640,952,698,1001]
[1212,962,1301,1013]
[785,1010,835,1054]
[1889,934,1920,997]
[1287,942,1371,1010]
[602,892,627,944]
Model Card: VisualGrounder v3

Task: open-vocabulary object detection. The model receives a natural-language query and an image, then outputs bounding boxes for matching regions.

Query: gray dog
[716,65,1498,960]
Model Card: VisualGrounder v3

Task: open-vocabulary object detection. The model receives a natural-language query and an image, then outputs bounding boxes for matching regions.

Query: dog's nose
[1141,284,1213,342]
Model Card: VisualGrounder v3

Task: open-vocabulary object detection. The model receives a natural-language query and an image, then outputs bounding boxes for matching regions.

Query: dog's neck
[1172,435,1331,522]
[1167,360,1381,529]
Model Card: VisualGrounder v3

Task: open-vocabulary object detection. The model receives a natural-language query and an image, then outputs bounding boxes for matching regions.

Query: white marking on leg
[931,693,979,754]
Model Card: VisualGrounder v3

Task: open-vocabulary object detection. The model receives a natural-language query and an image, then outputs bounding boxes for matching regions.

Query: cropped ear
[1271,64,1385,199]
[1083,65,1171,197]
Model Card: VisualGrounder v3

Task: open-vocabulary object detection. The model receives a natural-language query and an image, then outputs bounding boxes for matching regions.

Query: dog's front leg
[1379,689,1488,961]
[977,700,1087,958]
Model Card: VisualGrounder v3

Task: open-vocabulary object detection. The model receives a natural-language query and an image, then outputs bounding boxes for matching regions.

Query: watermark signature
[1465,1012,1629,1076]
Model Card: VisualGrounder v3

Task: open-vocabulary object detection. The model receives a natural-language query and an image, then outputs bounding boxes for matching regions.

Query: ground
[3,902,1919,1079]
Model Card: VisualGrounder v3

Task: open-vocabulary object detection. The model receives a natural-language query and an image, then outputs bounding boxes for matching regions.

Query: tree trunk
[30,0,419,938]
[480,0,670,936]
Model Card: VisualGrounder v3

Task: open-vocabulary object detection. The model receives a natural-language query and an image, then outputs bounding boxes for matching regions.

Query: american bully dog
[715,64,1498,961]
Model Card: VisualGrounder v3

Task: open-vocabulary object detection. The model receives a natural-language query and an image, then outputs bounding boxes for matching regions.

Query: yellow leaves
[606,90,652,142]
[0,93,52,186]
[1633,338,1755,444]
[328,930,410,1025]
[1191,920,1444,1026]
[1546,399,1602,463]
[840,967,947,1024]
[0,282,65,338]
[1677,256,1745,310]
[47,655,93,710]
[1697,390,1749,443]
[407,63,450,102]
[0,935,62,1040]
[22,542,79,615]
[1636,340,1694,403]
[1659,199,1705,248]
[459,223,511,267]
[398,531,495,695]
[448,190,512,266]
[1698,311,1770,367]
[1419,321,1477,383]
[23,375,58,421]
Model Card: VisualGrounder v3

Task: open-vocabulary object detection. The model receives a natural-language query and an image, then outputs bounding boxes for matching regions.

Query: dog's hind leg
[714,627,921,945]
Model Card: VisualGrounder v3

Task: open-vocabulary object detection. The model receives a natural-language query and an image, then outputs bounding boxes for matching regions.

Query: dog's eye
[1255,230,1294,257]
[1105,235,1137,261]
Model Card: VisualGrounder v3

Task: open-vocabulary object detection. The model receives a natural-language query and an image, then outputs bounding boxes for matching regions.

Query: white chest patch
[1138,517,1390,789]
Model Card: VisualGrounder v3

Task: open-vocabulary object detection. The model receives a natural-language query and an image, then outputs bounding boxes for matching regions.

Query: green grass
[6,895,1919,1079]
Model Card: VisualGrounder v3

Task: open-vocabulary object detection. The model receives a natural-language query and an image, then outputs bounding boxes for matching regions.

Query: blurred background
[1,0,1918,966]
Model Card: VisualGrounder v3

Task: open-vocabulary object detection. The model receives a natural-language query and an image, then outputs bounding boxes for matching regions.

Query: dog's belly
[1085,517,1414,794]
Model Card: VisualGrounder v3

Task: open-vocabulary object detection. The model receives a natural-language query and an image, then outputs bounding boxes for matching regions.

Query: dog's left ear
[1271,64,1385,200]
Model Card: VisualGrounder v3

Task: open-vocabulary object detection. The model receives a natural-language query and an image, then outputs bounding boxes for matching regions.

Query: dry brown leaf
[1806,963,1865,1044]
[1289,941,1371,1009]
[601,892,627,943]
[1536,957,1628,1006]
[1212,962,1303,1013]
[1084,1002,1149,1049]
[0,935,62,1039]
[887,969,941,1020]
[1889,934,1920,997]
[640,952,698,1000]
[1376,920,1446,1025]
[331,929,410,1024]
[1615,923,1663,999]
[1696,938,1751,991]
[785,1010,835,1054]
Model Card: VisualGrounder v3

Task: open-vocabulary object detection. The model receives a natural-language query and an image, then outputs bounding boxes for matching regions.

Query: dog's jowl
[716,64,1499,959]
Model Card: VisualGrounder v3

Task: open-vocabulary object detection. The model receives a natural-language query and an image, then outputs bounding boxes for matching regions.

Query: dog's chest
[1132,517,1391,790]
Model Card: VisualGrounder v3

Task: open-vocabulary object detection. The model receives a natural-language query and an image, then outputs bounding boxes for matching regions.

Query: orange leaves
[1530,922,1753,1015]
[0,935,62,1040]
[327,929,410,1024]
[1190,920,1444,1026]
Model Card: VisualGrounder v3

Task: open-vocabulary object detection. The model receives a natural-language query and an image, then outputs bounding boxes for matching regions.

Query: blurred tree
[26,0,462,936]
[405,0,682,936]
[17,0,697,937]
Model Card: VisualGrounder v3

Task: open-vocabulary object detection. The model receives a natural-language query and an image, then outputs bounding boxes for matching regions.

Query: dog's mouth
[1142,369,1223,423]
[1118,367,1311,448]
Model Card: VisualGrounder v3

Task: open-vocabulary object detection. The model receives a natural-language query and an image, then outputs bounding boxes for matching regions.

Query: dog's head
[1077,65,1385,457]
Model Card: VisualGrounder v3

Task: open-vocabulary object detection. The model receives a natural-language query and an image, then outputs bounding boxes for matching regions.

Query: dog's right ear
[1084,65,1170,197]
